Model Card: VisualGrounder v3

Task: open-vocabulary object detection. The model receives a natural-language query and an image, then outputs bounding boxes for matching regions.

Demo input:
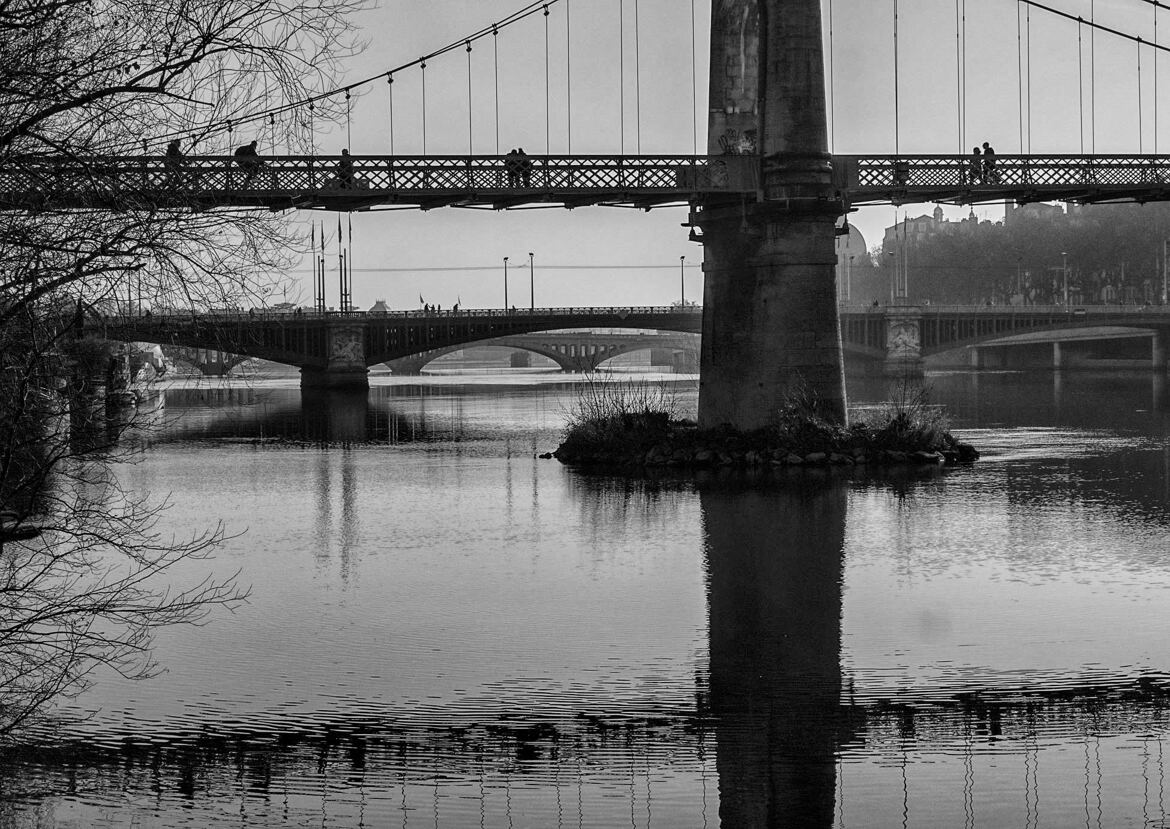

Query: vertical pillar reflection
[702,482,847,829]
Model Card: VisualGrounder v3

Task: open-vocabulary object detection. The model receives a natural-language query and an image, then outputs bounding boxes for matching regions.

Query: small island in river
[551,380,980,471]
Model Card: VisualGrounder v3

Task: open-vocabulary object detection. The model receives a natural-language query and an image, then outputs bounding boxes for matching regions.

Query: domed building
[834,221,868,305]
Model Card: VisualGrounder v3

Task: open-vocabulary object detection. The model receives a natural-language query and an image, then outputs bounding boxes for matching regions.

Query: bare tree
[0,0,368,735]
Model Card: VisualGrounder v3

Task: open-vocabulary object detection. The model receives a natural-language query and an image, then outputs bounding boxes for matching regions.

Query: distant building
[835,221,868,304]
[1005,202,1065,225]
[881,206,993,256]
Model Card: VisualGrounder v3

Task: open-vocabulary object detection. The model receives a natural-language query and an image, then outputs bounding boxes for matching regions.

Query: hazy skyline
[284,0,1167,310]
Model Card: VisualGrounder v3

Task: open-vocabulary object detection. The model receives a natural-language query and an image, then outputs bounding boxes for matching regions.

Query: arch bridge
[385,331,699,374]
[841,305,1170,374]
[93,306,701,387]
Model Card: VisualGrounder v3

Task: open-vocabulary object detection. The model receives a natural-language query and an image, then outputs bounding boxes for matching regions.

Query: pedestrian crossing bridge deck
[6,153,1170,211]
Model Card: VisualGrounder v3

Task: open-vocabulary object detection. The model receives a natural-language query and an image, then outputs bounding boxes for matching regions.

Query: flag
[419,294,425,306]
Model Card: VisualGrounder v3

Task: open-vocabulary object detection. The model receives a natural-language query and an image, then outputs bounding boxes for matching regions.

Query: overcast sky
[287,0,1165,310]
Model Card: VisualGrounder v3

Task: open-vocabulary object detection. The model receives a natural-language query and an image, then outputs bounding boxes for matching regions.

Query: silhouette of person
[234,140,264,186]
[505,148,521,187]
[517,148,533,187]
[336,148,355,188]
[164,139,184,184]
[969,146,982,184]
[981,142,997,183]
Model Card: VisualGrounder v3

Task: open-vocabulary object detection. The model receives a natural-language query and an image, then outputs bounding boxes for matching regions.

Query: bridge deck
[8,153,1170,212]
[1,154,758,212]
[835,154,1170,206]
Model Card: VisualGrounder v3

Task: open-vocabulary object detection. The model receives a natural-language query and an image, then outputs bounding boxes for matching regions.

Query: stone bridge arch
[385,332,701,374]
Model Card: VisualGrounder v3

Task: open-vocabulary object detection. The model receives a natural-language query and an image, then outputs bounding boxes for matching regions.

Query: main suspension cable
[148,0,564,149]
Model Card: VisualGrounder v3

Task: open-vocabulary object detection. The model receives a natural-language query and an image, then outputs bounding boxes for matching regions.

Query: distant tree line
[858,203,1170,306]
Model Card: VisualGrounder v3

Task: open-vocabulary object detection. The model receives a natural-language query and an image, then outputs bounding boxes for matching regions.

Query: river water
[2,369,1169,828]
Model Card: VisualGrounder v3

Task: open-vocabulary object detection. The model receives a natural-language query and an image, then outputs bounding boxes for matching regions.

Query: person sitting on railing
[505,149,521,187]
[164,139,185,185]
[234,140,266,187]
[336,149,355,188]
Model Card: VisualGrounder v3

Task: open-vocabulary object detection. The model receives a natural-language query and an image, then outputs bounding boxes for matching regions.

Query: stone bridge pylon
[696,0,847,429]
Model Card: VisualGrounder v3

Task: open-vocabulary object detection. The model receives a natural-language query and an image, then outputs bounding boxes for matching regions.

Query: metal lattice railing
[0,154,759,208]
[839,155,1170,190]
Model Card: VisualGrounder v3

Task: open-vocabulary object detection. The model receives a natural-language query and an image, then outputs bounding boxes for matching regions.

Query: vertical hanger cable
[687,0,697,153]
[493,27,500,155]
[829,0,836,152]
[1139,37,1145,154]
[1091,0,1096,153]
[1018,1,1025,152]
[955,0,962,153]
[345,89,352,150]
[566,0,572,153]
[635,0,642,153]
[387,75,395,155]
[893,0,900,154]
[466,41,474,154]
[1079,17,1084,154]
[544,5,551,154]
[619,0,625,154]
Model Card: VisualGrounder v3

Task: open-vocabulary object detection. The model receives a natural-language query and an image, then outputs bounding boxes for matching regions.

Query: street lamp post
[528,252,534,311]
[847,255,855,305]
[1163,239,1169,305]
[680,256,686,306]
[1061,251,1069,306]
[503,256,509,311]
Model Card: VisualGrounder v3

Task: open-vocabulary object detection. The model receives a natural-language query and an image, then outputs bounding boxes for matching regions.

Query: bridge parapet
[0,154,759,212]
[835,154,1170,205]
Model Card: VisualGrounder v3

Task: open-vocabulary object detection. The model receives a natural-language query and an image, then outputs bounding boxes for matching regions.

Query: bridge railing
[98,305,704,324]
[835,155,1170,193]
[0,154,759,200]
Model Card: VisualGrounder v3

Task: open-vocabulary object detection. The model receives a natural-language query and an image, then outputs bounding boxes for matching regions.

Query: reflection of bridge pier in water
[702,482,848,828]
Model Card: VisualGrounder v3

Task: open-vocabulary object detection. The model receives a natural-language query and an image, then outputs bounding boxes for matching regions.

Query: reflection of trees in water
[7,676,1170,824]
[156,384,570,446]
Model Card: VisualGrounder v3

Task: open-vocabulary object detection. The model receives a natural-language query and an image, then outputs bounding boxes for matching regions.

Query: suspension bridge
[23,0,1170,427]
